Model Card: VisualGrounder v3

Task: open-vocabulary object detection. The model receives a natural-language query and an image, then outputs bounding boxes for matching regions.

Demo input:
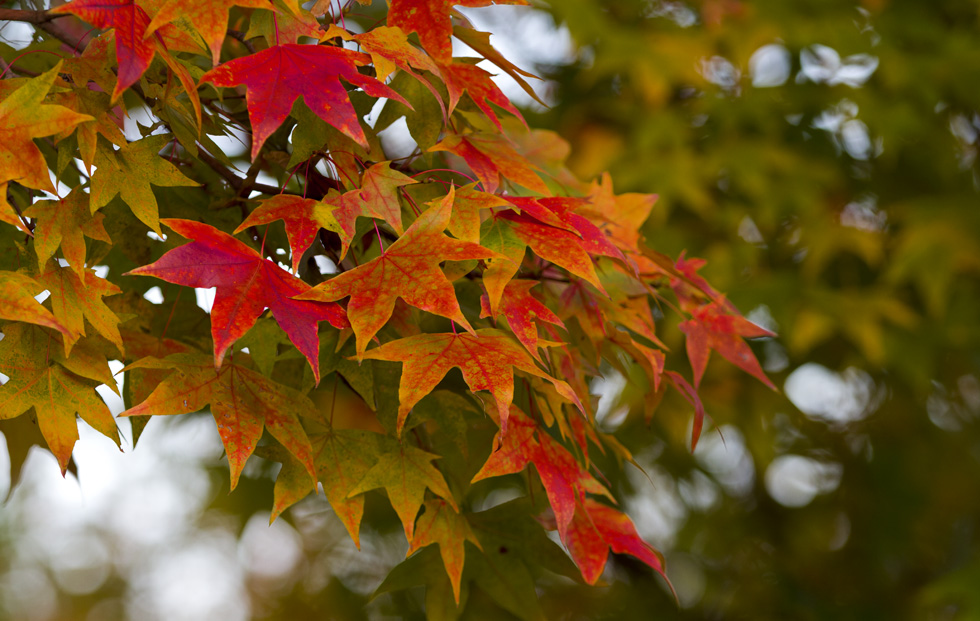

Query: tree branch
[194,148,281,195]
[0,9,60,24]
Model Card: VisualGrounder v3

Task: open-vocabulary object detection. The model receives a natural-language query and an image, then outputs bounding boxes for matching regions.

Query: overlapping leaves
[0,2,777,614]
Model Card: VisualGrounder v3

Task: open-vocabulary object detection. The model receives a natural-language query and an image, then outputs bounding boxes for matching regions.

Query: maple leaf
[585,172,659,257]
[504,196,626,262]
[348,438,457,542]
[61,32,118,95]
[0,183,32,235]
[24,188,111,284]
[296,189,496,356]
[679,300,776,389]
[233,194,343,273]
[387,0,528,63]
[36,263,125,356]
[89,134,199,234]
[268,427,381,546]
[125,219,349,382]
[200,43,409,160]
[565,498,670,588]
[438,59,525,130]
[452,26,544,105]
[50,87,126,173]
[0,63,93,193]
[448,183,509,244]
[145,0,271,66]
[0,324,120,475]
[0,272,70,337]
[308,162,419,259]
[120,352,317,489]
[431,131,549,194]
[408,498,483,603]
[50,0,174,101]
[359,328,582,435]
[472,407,609,540]
[480,279,564,362]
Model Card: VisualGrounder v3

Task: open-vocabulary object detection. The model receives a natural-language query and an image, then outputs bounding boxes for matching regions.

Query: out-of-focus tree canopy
[523,0,980,618]
[1,1,978,620]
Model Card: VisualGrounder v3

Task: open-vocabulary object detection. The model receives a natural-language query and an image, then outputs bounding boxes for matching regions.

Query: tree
[0,1,778,618]
[525,0,980,618]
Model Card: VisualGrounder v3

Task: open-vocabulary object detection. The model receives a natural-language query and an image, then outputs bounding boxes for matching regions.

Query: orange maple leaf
[388,0,528,63]
[359,328,582,434]
[121,353,318,490]
[0,64,93,193]
[296,189,496,355]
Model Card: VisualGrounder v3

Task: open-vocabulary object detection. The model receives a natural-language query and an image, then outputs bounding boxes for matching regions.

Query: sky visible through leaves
[3,0,978,619]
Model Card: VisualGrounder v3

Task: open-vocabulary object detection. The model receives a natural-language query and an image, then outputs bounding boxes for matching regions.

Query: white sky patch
[765,455,842,508]
[195,287,216,314]
[143,286,165,305]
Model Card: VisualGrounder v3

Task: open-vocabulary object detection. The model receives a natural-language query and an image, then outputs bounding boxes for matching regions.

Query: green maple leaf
[348,437,456,542]
[89,134,198,234]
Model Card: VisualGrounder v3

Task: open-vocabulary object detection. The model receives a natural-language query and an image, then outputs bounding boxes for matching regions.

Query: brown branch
[4,9,95,51]
[193,148,281,195]
[0,9,61,24]
[226,30,256,55]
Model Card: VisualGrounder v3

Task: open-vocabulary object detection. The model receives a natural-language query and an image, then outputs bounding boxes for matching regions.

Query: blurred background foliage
[2,0,980,619]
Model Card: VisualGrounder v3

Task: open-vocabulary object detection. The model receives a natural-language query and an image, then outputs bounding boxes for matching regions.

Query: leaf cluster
[0,0,775,614]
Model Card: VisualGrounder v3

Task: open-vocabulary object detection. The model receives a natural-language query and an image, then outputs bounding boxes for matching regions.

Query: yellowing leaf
[0,324,120,475]
[120,353,317,490]
[0,63,93,193]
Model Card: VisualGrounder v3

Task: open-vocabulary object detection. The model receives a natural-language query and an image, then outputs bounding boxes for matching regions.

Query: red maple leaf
[125,219,348,382]
[472,407,609,540]
[565,498,672,589]
[201,43,409,160]
[480,279,564,362]
[388,0,528,63]
[50,0,187,101]
[678,300,776,390]
[438,60,525,130]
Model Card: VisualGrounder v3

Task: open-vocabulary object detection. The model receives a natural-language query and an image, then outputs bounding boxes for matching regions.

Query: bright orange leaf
[296,189,495,356]
[359,328,582,435]
[0,63,93,193]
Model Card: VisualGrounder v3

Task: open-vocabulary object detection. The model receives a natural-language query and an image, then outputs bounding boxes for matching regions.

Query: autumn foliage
[0,0,776,612]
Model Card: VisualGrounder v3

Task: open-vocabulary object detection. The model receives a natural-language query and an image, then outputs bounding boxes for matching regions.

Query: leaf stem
[159,287,183,342]
[0,49,65,80]
[272,7,281,46]
[373,221,385,254]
